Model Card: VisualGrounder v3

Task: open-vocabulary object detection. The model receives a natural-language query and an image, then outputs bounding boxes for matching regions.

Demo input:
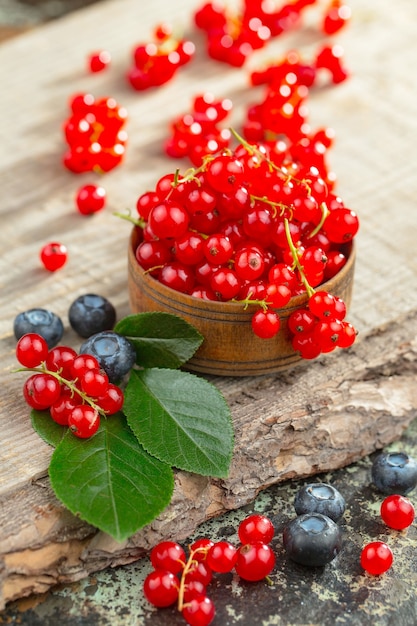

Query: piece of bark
[1,309,416,608]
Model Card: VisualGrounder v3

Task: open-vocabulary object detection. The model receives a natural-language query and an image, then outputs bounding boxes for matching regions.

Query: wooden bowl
[128,228,356,377]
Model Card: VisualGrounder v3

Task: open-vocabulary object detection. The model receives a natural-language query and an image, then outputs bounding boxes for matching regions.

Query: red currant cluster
[194,0,318,67]
[165,93,233,166]
[127,23,195,91]
[63,93,128,174]
[245,46,349,155]
[143,514,275,626]
[15,333,123,438]
[133,139,358,353]
[361,494,415,576]
[288,290,355,359]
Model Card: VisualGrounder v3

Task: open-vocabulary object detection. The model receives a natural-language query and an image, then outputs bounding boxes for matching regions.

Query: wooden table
[1,0,417,620]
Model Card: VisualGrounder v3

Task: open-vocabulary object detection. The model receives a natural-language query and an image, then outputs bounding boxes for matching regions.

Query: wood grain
[1,0,417,608]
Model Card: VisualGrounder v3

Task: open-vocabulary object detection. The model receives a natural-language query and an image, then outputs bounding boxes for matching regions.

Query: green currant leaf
[114,312,203,369]
[124,368,234,478]
[31,410,67,447]
[49,412,174,542]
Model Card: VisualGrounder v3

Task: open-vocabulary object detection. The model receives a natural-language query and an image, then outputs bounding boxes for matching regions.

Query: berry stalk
[14,363,107,417]
[283,217,315,298]
[177,545,210,611]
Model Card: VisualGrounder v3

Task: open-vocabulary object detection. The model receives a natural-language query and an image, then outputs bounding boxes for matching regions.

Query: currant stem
[174,153,216,187]
[177,546,209,611]
[233,295,270,312]
[230,127,257,155]
[14,364,106,417]
[250,193,291,218]
[113,209,145,228]
[283,217,315,299]
[307,202,330,239]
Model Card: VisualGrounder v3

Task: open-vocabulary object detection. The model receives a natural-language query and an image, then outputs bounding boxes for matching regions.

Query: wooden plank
[1,0,417,607]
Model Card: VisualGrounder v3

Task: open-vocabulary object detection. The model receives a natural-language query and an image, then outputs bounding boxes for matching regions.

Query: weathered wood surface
[1,0,417,609]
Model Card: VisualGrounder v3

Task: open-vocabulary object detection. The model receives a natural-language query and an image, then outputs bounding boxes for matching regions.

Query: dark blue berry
[371,452,417,495]
[294,483,346,522]
[13,308,64,348]
[79,331,136,382]
[69,294,116,338]
[283,513,342,567]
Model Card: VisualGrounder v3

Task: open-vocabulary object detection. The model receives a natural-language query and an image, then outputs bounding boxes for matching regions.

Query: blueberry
[79,331,136,382]
[283,513,342,567]
[371,451,417,495]
[294,483,346,522]
[13,308,64,348]
[69,293,116,338]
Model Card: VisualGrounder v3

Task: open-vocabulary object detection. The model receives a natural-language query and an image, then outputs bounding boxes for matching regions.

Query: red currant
[182,596,215,626]
[135,240,172,274]
[292,331,322,359]
[136,191,160,220]
[210,268,241,300]
[205,154,245,194]
[337,321,356,348]
[238,514,275,544]
[251,309,280,339]
[45,346,77,379]
[313,318,343,352]
[203,234,233,265]
[23,373,62,410]
[183,579,207,603]
[206,541,238,573]
[88,50,111,73]
[16,333,49,367]
[243,205,274,242]
[40,242,68,272]
[184,561,212,587]
[360,541,393,576]
[324,208,359,243]
[68,405,100,438]
[50,393,81,426]
[238,280,267,301]
[308,291,337,318]
[95,384,124,415]
[268,264,297,290]
[235,542,275,581]
[234,245,265,281]
[288,308,316,335]
[189,538,215,562]
[76,184,106,215]
[70,354,100,379]
[159,262,195,294]
[322,0,351,35]
[143,569,179,607]
[324,250,347,280]
[79,368,109,398]
[174,232,205,266]
[380,494,415,530]
[150,541,186,574]
[265,283,292,308]
[148,201,189,239]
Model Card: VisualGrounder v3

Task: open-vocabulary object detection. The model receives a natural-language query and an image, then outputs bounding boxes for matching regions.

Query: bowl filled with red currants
[127,139,358,376]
